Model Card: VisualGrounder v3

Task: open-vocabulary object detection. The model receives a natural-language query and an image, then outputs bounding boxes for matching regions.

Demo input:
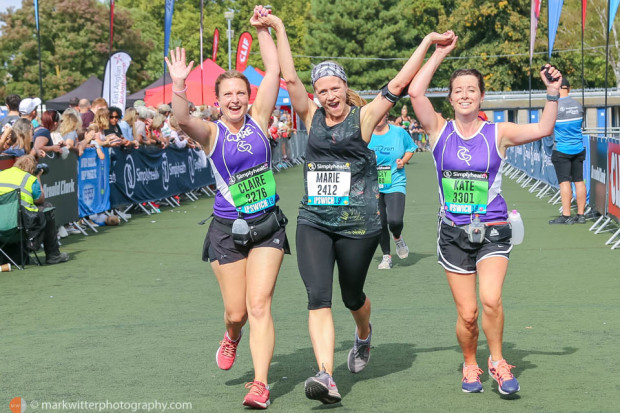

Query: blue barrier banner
[109,146,215,207]
[78,148,110,217]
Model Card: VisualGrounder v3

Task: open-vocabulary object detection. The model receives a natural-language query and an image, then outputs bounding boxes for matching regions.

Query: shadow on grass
[226,340,461,406]
[468,341,578,399]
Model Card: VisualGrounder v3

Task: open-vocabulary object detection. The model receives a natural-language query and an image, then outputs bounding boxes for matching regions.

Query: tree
[305,0,449,92]
[0,0,154,101]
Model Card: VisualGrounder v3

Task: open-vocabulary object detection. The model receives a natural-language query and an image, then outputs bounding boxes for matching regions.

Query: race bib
[377,165,392,190]
[229,163,276,214]
[441,170,489,214]
[306,161,351,206]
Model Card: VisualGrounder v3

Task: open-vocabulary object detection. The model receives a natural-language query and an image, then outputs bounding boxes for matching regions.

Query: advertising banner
[78,148,110,217]
[589,135,608,215]
[607,140,620,222]
[102,51,132,113]
[235,31,253,72]
[40,152,79,226]
[109,147,215,208]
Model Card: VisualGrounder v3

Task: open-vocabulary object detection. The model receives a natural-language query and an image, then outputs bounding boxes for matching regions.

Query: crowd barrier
[504,135,620,250]
[1,131,310,233]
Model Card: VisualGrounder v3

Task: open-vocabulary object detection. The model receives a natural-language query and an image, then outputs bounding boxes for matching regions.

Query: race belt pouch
[466,218,486,244]
[233,207,288,246]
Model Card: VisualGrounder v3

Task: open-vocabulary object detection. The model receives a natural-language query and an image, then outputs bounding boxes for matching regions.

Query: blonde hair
[94,107,109,130]
[11,118,33,152]
[346,89,367,107]
[14,154,37,175]
[59,111,81,136]
[168,115,179,131]
[123,107,138,126]
[151,113,166,130]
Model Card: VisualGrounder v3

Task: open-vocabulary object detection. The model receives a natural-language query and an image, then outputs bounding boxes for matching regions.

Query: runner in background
[409,33,562,395]
[166,6,288,409]
[368,113,417,269]
[261,10,454,405]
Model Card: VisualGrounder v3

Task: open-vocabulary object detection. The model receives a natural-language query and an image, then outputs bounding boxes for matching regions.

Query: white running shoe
[394,237,409,259]
[57,225,68,238]
[378,255,392,270]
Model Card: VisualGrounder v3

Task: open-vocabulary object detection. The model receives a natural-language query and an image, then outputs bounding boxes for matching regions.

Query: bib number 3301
[229,163,277,214]
[306,161,351,206]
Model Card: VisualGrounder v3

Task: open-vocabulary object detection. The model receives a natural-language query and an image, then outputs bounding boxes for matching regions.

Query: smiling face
[314,76,349,120]
[448,75,484,117]
[216,78,250,125]
[401,106,408,117]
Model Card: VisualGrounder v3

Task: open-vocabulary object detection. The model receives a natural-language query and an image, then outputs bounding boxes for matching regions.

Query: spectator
[150,113,167,147]
[157,104,173,141]
[168,115,188,149]
[104,106,124,138]
[19,97,41,128]
[395,105,414,132]
[119,107,138,147]
[68,97,80,111]
[58,110,82,150]
[78,124,106,160]
[1,118,33,157]
[78,99,94,128]
[549,77,587,225]
[134,105,155,145]
[1,94,22,130]
[33,110,64,156]
[0,155,69,265]
[93,107,121,148]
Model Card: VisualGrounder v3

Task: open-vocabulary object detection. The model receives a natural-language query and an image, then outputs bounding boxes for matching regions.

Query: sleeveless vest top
[298,106,381,238]
[208,114,278,220]
[433,120,507,225]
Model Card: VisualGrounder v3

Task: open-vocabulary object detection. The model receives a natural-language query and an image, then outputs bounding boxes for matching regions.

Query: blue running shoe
[462,364,484,393]
[488,357,520,395]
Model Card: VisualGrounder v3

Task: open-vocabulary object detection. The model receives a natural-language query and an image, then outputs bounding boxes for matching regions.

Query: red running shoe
[216,331,241,370]
[242,381,270,409]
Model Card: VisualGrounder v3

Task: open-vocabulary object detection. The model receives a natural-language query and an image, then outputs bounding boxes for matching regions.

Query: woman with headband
[166,6,288,409]
[260,12,454,405]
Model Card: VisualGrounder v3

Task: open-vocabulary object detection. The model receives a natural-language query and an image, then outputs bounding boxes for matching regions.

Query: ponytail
[346,89,367,107]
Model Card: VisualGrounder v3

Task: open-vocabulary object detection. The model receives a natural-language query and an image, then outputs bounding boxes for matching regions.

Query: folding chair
[0,189,26,270]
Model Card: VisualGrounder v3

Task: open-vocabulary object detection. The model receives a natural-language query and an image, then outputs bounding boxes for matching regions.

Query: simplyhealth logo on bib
[229,163,276,214]
[441,170,489,214]
[306,161,352,206]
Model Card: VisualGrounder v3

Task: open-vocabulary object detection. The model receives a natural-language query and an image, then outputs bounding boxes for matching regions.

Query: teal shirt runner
[368,124,417,194]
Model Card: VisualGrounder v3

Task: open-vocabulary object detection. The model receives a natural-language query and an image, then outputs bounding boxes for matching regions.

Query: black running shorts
[202,217,289,265]
[437,221,512,274]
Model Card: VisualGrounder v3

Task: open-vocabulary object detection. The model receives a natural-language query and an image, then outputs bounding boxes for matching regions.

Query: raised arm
[408,35,458,144]
[248,6,281,133]
[497,65,562,153]
[262,13,316,129]
[359,31,456,143]
[165,47,215,151]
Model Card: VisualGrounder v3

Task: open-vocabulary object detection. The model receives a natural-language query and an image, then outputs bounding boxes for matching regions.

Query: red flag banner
[212,28,219,62]
[235,31,253,72]
[529,0,541,66]
[582,0,587,33]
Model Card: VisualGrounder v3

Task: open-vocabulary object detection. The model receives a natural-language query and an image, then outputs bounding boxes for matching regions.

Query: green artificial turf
[1,153,618,412]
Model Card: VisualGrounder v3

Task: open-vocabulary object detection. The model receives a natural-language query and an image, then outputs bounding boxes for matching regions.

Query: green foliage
[0,0,153,100]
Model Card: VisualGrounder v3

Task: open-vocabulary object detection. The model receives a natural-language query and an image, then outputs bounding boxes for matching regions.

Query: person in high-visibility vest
[0,155,69,265]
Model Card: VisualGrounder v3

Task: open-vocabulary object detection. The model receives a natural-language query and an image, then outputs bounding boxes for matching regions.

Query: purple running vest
[208,114,276,219]
[433,120,507,226]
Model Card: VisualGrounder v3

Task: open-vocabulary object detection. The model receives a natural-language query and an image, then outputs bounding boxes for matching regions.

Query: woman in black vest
[260,9,455,404]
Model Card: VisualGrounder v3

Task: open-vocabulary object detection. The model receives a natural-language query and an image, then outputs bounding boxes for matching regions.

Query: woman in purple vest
[409,35,562,395]
[166,6,287,409]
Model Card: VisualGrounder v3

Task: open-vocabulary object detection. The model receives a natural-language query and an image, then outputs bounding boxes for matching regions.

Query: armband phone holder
[380,83,409,104]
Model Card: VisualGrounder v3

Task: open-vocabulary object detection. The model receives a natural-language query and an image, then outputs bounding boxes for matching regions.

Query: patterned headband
[311,61,348,86]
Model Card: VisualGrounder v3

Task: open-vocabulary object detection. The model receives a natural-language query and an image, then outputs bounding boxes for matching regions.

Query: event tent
[242,66,290,107]
[144,59,257,107]
[45,75,102,111]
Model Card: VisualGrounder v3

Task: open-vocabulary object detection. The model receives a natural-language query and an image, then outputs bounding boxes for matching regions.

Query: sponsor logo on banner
[608,142,620,220]
[124,154,137,197]
[235,32,253,72]
[161,152,170,191]
[102,51,132,114]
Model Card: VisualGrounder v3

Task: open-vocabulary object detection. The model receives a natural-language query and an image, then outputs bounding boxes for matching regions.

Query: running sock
[226,332,241,342]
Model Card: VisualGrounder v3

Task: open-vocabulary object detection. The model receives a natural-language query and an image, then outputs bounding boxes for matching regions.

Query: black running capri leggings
[378,192,406,255]
[296,224,380,311]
